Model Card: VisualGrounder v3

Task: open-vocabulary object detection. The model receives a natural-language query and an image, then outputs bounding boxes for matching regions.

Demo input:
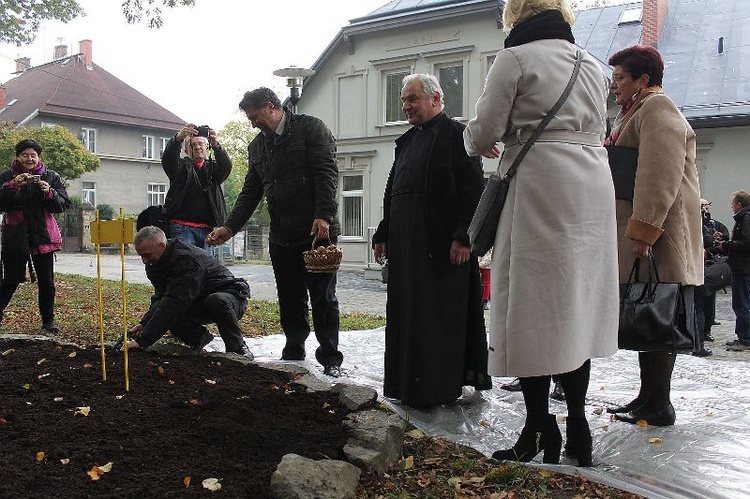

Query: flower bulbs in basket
[303,239,343,273]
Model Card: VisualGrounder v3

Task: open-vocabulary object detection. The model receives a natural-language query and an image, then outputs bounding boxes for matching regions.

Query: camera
[195,125,211,138]
[29,174,41,183]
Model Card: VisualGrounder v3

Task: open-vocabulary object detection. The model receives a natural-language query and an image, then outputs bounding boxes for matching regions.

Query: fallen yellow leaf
[406,429,425,439]
[402,456,414,470]
[37,358,47,365]
[22,384,30,390]
[157,366,165,374]
[38,373,50,379]
[87,462,113,481]
[636,419,648,428]
[648,437,663,444]
[183,476,191,488]
[74,407,91,417]
[36,451,45,461]
[83,363,92,368]
[202,478,222,491]
[68,352,77,358]
[539,470,552,478]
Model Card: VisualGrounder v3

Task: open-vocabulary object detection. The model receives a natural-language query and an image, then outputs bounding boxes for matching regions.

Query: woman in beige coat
[605,45,702,427]
[464,0,618,467]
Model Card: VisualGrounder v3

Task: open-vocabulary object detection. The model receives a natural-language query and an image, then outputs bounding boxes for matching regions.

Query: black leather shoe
[606,398,644,414]
[614,403,675,427]
[692,348,713,357]
[704,334,715,342]
[550,381,566,401]
[323,365,342,378]
[500,378,522,392]
[229,343,254,360]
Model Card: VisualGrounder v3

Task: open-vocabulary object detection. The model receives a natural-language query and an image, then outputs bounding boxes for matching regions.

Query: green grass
[1,274,385,346]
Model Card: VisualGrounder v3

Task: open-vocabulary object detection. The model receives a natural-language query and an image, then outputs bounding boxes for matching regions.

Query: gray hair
[182,135,208,158]
[134,226,167,246]
[402,74,445,110]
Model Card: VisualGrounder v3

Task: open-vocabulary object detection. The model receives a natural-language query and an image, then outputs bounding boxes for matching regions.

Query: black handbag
[618,254,695,352]
[702,257,731,296]
[605,145,638,201]
[468,50,583,257]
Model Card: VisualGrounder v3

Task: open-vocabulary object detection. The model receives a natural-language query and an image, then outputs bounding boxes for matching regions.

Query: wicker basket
[303,239,343,273]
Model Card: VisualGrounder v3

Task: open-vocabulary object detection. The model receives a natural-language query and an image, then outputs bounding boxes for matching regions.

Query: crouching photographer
[159,123,232,249]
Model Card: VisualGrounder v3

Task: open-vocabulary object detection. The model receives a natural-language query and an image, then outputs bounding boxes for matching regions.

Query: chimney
[0,86,6,109]
[15,57,31,73]
[79,39,93,69]
[642,0,669,47]
[54,44,68,60]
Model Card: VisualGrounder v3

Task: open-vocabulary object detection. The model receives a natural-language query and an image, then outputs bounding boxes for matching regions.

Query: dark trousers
[270,242,342,367]
[0,252,55,328]
[173,292,247,352]
[731,273,750,345]
[694,291,707,350]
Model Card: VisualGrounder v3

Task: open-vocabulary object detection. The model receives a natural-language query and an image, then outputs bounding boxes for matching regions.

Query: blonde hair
[502,0,575,32]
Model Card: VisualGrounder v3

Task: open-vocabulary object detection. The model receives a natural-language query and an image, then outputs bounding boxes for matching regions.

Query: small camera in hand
[195,125,211,138]
[29,174,41,183]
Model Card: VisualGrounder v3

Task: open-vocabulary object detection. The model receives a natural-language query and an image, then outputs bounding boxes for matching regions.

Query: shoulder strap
[502,49,583,180]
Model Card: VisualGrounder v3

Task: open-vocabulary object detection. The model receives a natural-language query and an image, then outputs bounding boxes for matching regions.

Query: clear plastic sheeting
[208,328,749,499]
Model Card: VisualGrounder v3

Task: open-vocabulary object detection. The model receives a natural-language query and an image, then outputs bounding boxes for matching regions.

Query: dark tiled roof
[573,0,750,124]
[0,54,184,131]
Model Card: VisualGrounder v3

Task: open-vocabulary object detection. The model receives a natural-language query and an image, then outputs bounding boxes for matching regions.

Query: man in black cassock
[373,74,491,408]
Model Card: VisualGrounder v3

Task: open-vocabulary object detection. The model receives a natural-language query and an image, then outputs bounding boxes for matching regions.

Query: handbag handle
[624,252,662,302]
[500,49,584,181]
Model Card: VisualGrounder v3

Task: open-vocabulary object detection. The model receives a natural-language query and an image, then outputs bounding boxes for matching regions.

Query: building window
[142,135,155,159]
[160,137,170,156]
[82,181,96,206]
[384,70,410,123]
[81,128,97,153]
[437,63,464,119]
[147,183,167,206]
[341,174,364,238]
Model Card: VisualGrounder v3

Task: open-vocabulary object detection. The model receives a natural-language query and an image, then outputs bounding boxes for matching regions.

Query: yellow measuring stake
[91,210,135,391]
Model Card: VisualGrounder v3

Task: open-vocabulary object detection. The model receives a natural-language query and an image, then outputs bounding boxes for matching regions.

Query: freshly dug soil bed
[0,338,350,498]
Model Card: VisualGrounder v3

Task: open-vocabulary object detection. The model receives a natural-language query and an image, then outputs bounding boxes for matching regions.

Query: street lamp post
[273,66,316,113]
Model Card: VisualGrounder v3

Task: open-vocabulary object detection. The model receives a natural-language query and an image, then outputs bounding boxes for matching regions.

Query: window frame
[82,181,96,206]
[423,47,473,121]
[340,173,365,240]
[81,127,97,153]
[371,55,417,126]
[147,183,167,206]
[142,135,156,159]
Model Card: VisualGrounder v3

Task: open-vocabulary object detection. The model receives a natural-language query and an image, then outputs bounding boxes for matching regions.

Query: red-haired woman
[605,45,703,426]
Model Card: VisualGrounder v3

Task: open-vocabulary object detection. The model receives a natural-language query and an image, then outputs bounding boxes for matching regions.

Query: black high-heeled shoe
[614,403,675,427]
[563,417,592,467]
[492,414,562,464]
[605,398,645,414]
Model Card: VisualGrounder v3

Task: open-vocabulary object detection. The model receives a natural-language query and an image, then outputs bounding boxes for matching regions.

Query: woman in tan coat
[464,0,618,466]
[605,45,703,426]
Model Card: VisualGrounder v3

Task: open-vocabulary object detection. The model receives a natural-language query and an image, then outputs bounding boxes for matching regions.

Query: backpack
[136,205,169,236]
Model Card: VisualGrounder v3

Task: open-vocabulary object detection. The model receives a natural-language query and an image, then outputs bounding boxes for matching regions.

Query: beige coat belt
[505,129,603,147]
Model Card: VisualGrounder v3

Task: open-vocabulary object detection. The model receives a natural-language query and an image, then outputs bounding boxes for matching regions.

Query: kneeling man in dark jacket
[121,226,253,359]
